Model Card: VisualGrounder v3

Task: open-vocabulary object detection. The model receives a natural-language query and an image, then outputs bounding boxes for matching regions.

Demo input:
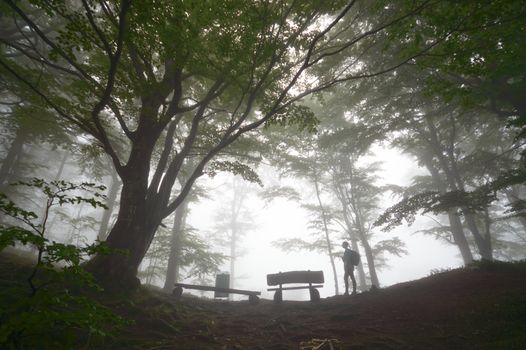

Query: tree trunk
[463,213,493,260]
[53,150,69,181]
[163,197,189,291]
[313,176,339,295]
[0,127,26,190]
[354,212,380,288]
[425,117,492,260]
[86,135,161,288]
[345,170,380,287]
[421,152,474,264]
[229,222,237,299]
[351,239,367,290]
[87,199,159,288]
[229,181,239,297]
[0,127,26,224]
[447,209,474,264]
[340,198,368,290]
[97,169,121,241]
[85,116,177,288]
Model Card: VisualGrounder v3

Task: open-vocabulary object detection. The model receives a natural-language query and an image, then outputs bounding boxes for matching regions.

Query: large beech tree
[0,0,435,287]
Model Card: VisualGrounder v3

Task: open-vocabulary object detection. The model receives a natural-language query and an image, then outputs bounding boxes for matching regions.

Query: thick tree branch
[153,79,227,210]
[89,0,132,172]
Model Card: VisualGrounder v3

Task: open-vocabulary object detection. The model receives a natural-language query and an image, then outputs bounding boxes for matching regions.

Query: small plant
[0,178,126,349]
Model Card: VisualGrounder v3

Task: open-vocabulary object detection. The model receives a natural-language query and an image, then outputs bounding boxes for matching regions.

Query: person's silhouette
[342,241,357,295]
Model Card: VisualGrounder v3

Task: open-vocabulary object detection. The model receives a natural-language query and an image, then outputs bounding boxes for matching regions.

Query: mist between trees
[1,0,525,296]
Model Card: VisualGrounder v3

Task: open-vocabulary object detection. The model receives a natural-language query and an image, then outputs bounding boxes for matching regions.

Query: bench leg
[309,287,320,302]
[273,289,283,303]
[172,286,183,299]
[248,294,259,304]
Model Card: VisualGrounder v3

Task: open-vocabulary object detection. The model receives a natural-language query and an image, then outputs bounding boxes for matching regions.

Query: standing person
[342,241,359,295]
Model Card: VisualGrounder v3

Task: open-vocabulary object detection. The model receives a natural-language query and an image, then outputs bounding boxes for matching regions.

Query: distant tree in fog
[209,177,256,292]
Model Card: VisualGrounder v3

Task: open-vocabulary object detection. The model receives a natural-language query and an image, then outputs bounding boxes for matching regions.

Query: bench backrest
[267,270,324,286]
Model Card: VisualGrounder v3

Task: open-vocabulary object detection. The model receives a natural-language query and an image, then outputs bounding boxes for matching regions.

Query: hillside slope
[112,262,526,349]
[1,250,525,349]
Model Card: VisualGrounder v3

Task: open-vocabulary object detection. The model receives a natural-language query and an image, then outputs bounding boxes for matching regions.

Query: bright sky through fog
[185,145,464,300]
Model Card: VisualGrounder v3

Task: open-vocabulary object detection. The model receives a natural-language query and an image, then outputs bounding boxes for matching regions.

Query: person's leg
[343,270,349,295]
[350,269,357,294]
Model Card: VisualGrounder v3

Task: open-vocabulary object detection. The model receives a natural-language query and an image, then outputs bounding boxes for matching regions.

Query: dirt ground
[111,262,526,350]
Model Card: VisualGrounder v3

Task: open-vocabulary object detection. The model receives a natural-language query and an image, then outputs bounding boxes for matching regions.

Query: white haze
[182,145,464,300]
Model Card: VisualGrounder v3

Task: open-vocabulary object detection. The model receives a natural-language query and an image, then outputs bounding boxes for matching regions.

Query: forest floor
[1,250,526,349]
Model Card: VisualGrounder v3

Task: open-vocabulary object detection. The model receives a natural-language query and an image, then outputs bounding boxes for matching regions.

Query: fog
[2,133,521,301]
[164,147,466,300]
[1,0,525,305]
[2,3,526,349]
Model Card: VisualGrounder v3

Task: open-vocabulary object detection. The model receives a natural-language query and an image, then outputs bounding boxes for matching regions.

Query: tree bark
[86,129,163,288]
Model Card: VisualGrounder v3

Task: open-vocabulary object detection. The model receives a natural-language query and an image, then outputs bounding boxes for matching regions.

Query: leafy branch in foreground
[0,179,126,350]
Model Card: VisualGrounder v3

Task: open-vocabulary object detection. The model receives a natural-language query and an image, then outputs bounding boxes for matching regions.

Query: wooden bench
[266,270,324,302]
[172,283,261,304]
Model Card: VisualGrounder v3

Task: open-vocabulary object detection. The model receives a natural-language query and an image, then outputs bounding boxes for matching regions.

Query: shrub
[0,179,126,349]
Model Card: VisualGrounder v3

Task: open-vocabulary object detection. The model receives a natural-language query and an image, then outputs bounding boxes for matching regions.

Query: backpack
[350,250,361,266]
[344,249,361,266]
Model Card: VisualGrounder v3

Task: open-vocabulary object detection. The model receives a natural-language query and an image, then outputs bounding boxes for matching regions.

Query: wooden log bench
[172,283,261,304]
[266,270,324,302]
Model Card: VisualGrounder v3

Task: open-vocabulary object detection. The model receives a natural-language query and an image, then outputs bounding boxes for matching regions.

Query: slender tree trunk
[229,182,239,296]
[351,239,367,290]
[0,128,26,224]
[163,197,189,291]
[0,127,26,190]
[425,117,492,260]
[229,221,237,295]
[422,152,474,264]
[446,141,492,260]
[447,210,474,263]
[97,169,121,241]
[313,176,339,295]
[330,156,379,289]
[345,165,380,288]
[353,210,380,287]
[340,198,368,290]
[53,150,69,181]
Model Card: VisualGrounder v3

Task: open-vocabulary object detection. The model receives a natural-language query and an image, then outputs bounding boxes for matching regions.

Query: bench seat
[173,283,261,303]
[266,270,324,302]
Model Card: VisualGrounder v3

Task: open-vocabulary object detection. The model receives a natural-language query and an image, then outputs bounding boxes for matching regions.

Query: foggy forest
[0,0,525,349]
